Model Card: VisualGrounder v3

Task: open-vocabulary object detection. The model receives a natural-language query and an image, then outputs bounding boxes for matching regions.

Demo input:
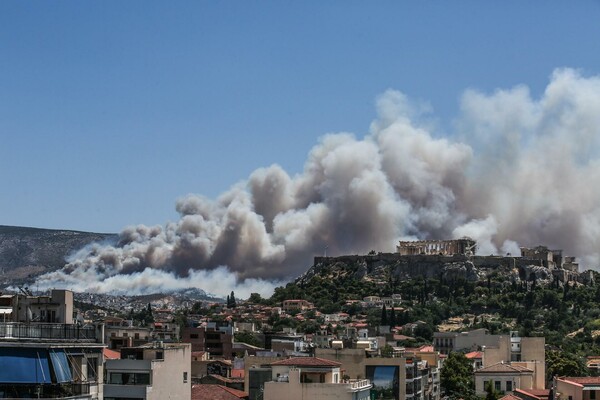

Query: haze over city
[2,2,600,296]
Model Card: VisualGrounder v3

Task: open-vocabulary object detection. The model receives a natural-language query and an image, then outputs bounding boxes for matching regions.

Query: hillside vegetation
[0,225,116,287]
[269,257,600,364]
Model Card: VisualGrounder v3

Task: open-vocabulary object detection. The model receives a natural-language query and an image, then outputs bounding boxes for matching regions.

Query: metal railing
[0,323,97,341]
[0,382,91,398]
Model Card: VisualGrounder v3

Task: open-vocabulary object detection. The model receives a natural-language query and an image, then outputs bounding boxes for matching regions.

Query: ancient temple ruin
[397,237,477,256]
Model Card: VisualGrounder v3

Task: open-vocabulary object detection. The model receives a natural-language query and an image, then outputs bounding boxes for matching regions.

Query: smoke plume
[39,68,600,297]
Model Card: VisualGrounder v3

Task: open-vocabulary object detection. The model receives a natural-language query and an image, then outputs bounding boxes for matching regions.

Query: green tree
[414,323,434,341]
[234,331,262,347]
[485,380,499,400]
[227,291,237,308]
[441,352,475,400]
[248,293,263,304]
[380,344,394,358]
[546,349,587,381]
[381,305,388,325]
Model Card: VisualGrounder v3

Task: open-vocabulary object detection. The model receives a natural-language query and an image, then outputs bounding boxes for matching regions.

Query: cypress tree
[381,305,388,325]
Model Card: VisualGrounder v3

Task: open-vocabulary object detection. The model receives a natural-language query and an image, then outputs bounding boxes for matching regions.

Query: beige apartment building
[0,289,73,323]
[104,342,191,400]
[475,362,535,396]
[554,377,600,400]
[315,347,437,400]
[262,357,372,400]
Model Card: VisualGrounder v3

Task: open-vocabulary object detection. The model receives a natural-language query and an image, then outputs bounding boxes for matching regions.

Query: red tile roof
[465,351,484,359]
[560,376,600,385]
[192,384,248,400]
[515,388,551,399]
[231,369,245,378]
[103,348,121,360]
[270,357,342,367]
[500,394,522,400]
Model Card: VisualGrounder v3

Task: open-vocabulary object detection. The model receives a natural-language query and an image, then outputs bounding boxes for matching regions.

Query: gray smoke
[39,68,600,297]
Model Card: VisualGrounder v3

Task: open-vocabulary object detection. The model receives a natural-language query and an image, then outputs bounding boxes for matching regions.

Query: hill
[267,251,600,369]
[0,225,117,288]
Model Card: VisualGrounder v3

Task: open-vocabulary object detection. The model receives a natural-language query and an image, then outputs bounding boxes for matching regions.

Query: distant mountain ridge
[0,225,117,287]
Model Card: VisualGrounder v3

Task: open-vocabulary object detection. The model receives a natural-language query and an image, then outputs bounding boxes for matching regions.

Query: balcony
[0,382,91,399]
[347,379,372,392]
[0,323,98,342]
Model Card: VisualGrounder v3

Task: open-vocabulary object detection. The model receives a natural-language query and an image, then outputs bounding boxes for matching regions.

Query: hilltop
[0,225,117,288]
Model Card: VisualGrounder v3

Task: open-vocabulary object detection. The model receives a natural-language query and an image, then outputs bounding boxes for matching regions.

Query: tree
[381,305,388,325]
[485,380,499,400]
[227,291,237,308]
[234,331,262,347]
[248,293,263,304]
[414,323,434,341]
[546,349,587,381]
[441,352,475,400]
[380,344,394,358]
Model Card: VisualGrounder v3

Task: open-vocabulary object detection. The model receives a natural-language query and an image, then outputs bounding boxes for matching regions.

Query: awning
[49,349,72,383]
[0,308,12,314]
[0,348,52,384]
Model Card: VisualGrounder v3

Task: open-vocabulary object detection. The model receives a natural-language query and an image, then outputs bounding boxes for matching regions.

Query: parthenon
[397,237,477,256]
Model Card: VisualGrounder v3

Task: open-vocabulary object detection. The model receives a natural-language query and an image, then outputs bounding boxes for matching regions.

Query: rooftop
[475,362,533,374]
[465,351,484,359]
[271,356,342,367]
[559,376,600,385]
[192,384,248,400]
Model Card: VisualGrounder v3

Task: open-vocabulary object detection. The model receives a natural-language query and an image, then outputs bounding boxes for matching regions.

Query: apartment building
[282,300,314,313]
[261,357,372,400]
[553,377,600,400]
[0,289,105,399]
[104,342,191,400]
[182,323,234,358]
[315,347,436,400]
[475,362,535,396]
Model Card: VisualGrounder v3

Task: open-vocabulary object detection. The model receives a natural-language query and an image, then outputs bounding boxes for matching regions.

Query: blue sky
[2,1,600,233]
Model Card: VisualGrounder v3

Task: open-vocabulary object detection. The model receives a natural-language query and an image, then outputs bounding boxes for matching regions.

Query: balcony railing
[0,323,98,342]
[348,379,371,391]
[0,382,91,399]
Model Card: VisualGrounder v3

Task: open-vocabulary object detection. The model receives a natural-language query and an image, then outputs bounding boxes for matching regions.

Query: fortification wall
[311,252,581,284]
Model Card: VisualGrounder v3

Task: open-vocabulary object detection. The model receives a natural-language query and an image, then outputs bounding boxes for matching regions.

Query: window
[495,381,501,392]
[87,358,98,381]
[183,372,188,383]
[506,381,512,392]
[190,334,199,339]
[109,372,150,385]
[155,351,163,360]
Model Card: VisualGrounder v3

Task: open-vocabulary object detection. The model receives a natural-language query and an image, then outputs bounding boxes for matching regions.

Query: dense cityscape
[2,238,600,399]
[3,2,600,400]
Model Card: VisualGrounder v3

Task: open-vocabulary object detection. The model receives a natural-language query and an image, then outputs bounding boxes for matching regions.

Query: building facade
[104,342,191,400]
[0,289,105,399]
[262,357,372,400]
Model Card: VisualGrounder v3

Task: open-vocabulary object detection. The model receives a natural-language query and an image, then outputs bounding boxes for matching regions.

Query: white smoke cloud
[38,68,600,297]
